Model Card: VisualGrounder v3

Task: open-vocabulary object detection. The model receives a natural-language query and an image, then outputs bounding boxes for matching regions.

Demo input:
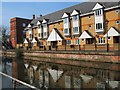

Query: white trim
[104,27,120,37]
[71,10,79,16]
[47,69,63,82]
[80,74,93,83]
[23,39,28,44]
[104,5,120,11]
[28,24,31,28]
[47,28,63,41]
[31,38,37,43]
[24,64,29,68]
[92,3,104,10]
[79,31,92,39]
[62,13,69,18]
[37,21,41,25]
[42,19,47,24]
[32,65,38,70]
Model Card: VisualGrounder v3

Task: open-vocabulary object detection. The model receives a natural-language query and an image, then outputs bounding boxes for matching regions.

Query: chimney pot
[32,14,35,19]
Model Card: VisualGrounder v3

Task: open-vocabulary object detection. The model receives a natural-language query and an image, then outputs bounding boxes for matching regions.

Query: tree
[0,25,9,42]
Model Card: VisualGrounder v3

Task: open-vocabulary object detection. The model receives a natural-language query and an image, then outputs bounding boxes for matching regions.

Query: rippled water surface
[0,57,120,89]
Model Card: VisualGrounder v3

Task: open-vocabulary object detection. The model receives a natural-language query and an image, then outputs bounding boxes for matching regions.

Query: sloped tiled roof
[30,2,119,27]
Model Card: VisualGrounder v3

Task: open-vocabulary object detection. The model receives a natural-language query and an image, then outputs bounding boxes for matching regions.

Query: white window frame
[72,15,78,21]
[96,23,102,30]
[75,39,80,45]
[66,40,71,45]
[116,20,120,24]
[95,9,102,16]
[73,27,79,33]
[98,37,105,44]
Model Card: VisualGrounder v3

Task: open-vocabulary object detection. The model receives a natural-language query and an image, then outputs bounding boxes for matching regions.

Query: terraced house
[23,2,120,51]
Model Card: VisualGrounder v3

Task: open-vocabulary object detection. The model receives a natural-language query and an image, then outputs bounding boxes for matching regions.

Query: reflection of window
[98,37,105,44]
[64,28,69,34]
[66,40,71,45]
[96,23,102,29]
[73,27,78,33]
[95,9,102,16]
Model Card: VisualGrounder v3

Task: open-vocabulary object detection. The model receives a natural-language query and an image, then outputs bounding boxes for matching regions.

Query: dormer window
[63,18,68,23]
[71,10,80,35]
[73,15,78,21]
[95,9,102,16]
[93,3,104,32]
[42,19,48,38]
[38,25,41,28]
[62,12,70,36]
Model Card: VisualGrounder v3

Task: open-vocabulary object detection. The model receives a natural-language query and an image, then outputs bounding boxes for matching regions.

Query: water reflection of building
[24,60,120,89]
[12,58,25,81]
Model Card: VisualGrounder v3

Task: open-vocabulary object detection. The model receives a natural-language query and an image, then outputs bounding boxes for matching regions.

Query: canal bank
[2,50,120,64]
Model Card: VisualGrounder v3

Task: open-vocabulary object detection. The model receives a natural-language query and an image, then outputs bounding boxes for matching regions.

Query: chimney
[32,14,35,19]
[40,14,42,17]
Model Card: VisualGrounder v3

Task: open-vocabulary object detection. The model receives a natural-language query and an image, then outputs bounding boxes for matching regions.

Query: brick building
[10,17,31,48]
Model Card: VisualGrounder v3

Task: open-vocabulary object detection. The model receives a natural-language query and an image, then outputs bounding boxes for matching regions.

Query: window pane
[64,18,68,23]
[64,29,68,34]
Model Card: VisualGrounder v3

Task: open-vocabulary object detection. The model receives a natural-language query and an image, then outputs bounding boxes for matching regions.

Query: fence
[23,43,120,52]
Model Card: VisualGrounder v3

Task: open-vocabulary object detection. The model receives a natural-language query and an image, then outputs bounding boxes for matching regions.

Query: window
[116,20,120,24]
[64,28,69,34]
[107,37,110,40]
[116,10,119,13]
[22,23,26,27]
[44,32,47,37]
[98,37,105,44]
[88,16,91,19]
[38,33,41,37]
[73,27,78,33]
[89,25,92,28]
[66,40,71,45]
[95,9,102,16]
[40,42,43,46]
[73,15,78,21]
[82,39,84,42]
[38,25,41,29]
[96,23,102,29]
[64,18,68,23]
[43,24,47,28]
[75,39,80,45]
[30,34,32,38]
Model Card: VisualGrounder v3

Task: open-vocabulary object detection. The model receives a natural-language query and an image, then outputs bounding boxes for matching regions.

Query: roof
[104,27,120,37]
[47,28,64,41]
[79,30,93,39]
[29,2,119,27]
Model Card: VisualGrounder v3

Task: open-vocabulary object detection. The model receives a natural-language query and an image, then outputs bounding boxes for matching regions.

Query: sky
[1,2,83,28]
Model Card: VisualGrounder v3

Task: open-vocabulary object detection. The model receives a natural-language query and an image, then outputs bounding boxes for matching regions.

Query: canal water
[0,57,120,89]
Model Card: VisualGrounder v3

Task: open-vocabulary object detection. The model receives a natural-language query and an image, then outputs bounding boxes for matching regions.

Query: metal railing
[0,72,38,89]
